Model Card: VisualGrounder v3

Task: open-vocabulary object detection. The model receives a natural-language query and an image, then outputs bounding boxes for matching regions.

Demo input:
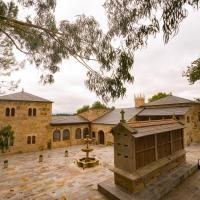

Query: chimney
[134,94,145,107]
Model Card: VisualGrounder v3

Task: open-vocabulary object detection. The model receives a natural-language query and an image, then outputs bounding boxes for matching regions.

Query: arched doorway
[98,130,105,145]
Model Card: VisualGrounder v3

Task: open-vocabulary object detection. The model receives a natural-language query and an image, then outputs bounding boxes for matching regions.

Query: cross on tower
[120,110,126,123]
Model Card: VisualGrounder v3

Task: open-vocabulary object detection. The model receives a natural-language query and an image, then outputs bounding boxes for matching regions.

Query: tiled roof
[0,91,52,102]
[128,120,185,137]
[142,95,196,107]
[51,115,89,125]
[137,107,189,116]
[93,107,143,124]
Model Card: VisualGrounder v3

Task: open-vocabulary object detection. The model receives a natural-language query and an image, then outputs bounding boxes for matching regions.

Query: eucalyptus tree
[104,0,200,84]
[0,0,133,102]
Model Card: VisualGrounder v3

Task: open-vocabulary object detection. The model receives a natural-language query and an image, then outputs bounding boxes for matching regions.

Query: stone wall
[91,124,114,145]
[0,101,52,154]
[78,108,111,121]
[49,124,90,148]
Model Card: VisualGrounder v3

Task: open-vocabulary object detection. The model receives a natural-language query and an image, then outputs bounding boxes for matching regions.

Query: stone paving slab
[0,144,200,200]
[98,161,198,200]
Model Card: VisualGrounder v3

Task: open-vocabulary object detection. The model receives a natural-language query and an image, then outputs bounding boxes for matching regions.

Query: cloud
[7,1,200,112]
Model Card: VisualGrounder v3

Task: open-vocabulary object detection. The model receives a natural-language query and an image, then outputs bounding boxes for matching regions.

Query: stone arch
[63,129,70,140]
[83,127,89,138]
[75,128,82,139]
[53,130,61,142]
[98,130,105,145]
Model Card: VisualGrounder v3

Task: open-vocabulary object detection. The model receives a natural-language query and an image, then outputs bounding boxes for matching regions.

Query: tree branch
[0,28,31,54]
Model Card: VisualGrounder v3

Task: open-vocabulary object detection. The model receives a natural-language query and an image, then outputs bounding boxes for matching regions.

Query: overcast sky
[7,0,200,113]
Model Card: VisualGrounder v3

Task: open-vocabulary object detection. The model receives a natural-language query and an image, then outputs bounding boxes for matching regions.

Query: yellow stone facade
[0,100,52,154]
[1,92,200,155]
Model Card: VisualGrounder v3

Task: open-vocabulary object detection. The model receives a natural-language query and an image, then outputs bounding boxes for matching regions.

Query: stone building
[0,91,199,154]
[0,91,52,153]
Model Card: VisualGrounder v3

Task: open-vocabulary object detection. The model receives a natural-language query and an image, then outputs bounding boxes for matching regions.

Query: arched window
[27,136,31,144]
[53,130,61,142]
[33,108,36,116]
[11,108,15,116]
[83,128,89,138]
[28,108,32,116]
[63,129,70,140]
[32,136,36,144]
[5,108,10,116]
[75,128,82,139]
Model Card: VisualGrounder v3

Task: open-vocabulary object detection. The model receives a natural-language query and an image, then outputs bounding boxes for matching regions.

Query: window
[27,136,31,144]
[92,131,96,138]
[187,116,190,123]
[11,108,15,116]
[75,128,82,139]
[33,108,36,116]
[32,136,36,144]
[5,108,10,116]
[28,108,32,116]
[63,129,70,140]
[53,130,61,142]
[83,128,89,138]
[27,136,36,144]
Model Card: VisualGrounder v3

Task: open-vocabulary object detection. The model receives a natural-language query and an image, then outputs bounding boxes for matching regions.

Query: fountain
[77,135,99,168]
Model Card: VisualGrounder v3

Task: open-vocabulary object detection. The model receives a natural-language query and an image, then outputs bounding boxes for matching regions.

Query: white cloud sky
[6,0,200,113]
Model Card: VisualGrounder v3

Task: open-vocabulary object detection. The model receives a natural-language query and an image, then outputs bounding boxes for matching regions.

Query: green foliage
[104,0,200,85]
[0,125,14,153]
[77,105,90,114]
[184,58,200,84]
[0,0,134,102]
[77,101,110,114]
[91,101,109,109]
[148,92,171,103]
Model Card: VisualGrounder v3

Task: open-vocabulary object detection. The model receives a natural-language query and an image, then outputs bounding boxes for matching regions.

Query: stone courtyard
[1,144,200,200]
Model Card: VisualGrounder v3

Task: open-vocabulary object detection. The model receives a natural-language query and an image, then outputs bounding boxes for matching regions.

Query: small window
[92,131,96,138]
[187,116,190,123]
[63,129,70,140]
[75,128,82,139]
[27,136,31,144]
[5,108,10,116]
[28,108,32,116]
[33,108,36,116]
[32,136,36,144]
[124,155,128,158]
[11,108,15,116]
[53,130,61,142]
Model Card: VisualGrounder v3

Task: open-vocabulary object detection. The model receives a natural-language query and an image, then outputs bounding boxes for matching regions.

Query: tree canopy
[148,92,171,102]
[0,0,134,102]
[76,105,90,114]
[76,101,110,114]
[104,0,200,85]
[0,125,14,153]
[1,0,200,101]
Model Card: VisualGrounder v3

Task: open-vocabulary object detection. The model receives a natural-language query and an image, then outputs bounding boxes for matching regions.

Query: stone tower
[134,94,145,107]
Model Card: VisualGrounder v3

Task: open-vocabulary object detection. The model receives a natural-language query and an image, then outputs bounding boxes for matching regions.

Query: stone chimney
[134,94,145,107]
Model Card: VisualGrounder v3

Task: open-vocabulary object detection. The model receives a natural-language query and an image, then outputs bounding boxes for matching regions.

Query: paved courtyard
[0,145,112,200]
[1,144,200,200]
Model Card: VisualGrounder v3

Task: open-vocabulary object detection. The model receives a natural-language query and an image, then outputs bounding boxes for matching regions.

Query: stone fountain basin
[77,157,99,168]
[81,148,93,153]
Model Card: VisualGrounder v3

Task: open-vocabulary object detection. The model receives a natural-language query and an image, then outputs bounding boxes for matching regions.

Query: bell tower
[134,94,145,107]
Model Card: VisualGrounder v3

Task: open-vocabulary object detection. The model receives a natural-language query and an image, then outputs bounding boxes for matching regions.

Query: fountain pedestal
[77,135,99,168]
